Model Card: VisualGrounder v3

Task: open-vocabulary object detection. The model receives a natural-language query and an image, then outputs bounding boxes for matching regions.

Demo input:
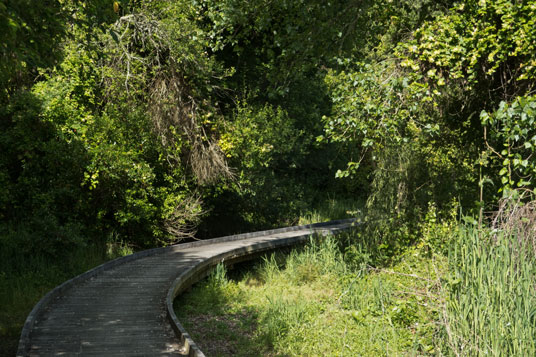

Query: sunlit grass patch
[175,236,445,356]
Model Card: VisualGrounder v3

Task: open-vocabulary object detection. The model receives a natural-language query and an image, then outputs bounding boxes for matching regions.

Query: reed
[444,225,536,356]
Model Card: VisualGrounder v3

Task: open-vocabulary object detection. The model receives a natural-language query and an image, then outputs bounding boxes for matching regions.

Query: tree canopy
[1,0,535,256]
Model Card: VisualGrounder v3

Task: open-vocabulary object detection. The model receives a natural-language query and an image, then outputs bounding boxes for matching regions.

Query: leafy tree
[400,0,536,200]
[322,0,536,254]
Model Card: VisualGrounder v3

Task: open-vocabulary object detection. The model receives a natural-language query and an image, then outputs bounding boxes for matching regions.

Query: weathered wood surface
[18,219,355,356]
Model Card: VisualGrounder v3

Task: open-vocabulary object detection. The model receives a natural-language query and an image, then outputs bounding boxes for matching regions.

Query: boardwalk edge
[17,218,356,356]
[165,219,357,356]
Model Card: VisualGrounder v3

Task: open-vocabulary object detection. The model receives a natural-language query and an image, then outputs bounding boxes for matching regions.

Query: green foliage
[1,0,236,250]
[0,0,116,98]
[323,0,536,254]
[481,95,536,194]
[222,103,302,171]
[2,0,368,250]
[192,0,366,233]
[397,0,536,202]
[417,202,458,255]
[198,0,362,96]
[218,102,307,226]
[24,39,187,247]
[0,0,66,98]
[0,91,89,254]
[402,0,536,94]
[321,0,482,250]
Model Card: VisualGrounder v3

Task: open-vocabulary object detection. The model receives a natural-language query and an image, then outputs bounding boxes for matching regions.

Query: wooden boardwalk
[18,220,355,356]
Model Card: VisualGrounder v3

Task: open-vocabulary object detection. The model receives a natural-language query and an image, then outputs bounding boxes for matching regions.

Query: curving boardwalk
[18,219,355,356]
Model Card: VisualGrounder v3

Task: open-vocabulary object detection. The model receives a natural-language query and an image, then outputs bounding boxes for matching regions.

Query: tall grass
[444,225,536,356]
[277,236,348,283]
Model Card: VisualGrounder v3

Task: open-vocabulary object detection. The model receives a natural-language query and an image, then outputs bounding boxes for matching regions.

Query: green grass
[176,212,536,356]
[442,225,536,356]
[0,241,132,356]
[175,234,446,356]
[298,196,364,225]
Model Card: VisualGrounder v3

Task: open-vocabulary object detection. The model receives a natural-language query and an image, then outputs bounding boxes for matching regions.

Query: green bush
[218,102,311,228]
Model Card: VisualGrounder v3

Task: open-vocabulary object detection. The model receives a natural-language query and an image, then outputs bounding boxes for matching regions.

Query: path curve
[17,219,356,356]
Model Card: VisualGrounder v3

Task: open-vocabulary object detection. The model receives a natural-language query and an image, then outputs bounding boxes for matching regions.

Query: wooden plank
[18,219,356,356]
